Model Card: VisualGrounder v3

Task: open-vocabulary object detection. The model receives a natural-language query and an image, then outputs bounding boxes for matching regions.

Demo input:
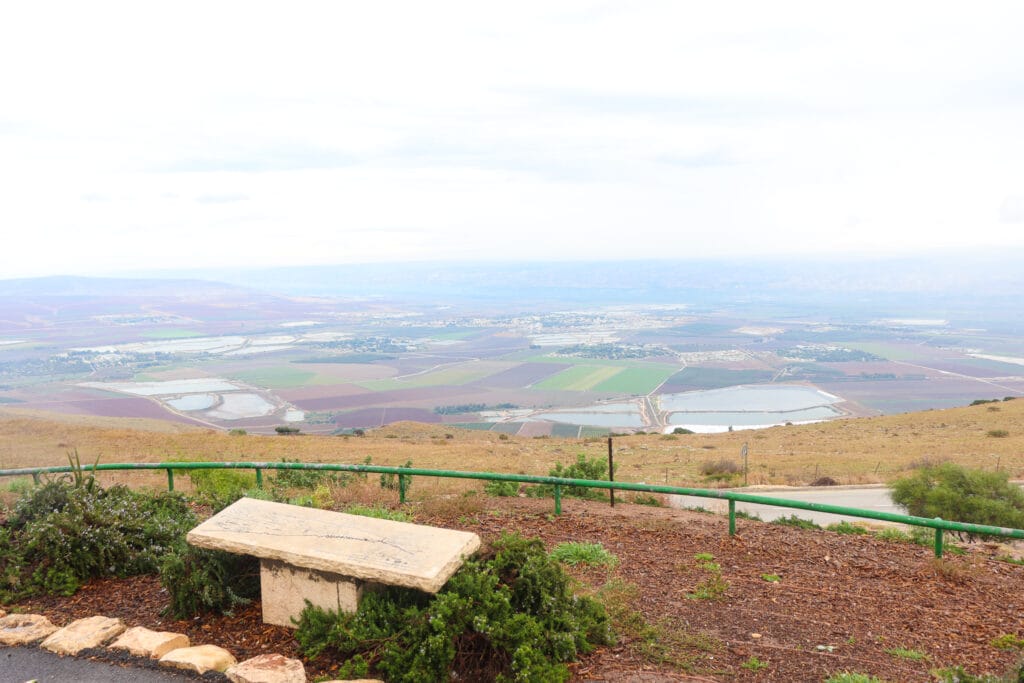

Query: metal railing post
[166,468,174,492]
[729,499,736,536]
[399,474,407,503]
[934,518,944,558]
[255,468,263,489]
[554,484,562,515]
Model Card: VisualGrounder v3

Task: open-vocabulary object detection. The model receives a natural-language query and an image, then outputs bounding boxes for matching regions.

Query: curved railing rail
[3,460,1023,558]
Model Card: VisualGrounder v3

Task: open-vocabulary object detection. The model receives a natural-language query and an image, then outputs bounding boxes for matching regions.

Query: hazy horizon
[3,3,1023,278]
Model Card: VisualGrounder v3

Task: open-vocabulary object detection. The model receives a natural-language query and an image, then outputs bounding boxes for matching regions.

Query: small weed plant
[741,655,769,672]
[827,521,870,535]
[293,533,612,682]
[772,515,821,531]
[761,573,781,583]
[824,674,888,683]
[596,578,720,669]
[883,646,928,661]
[550,542,618,568]
[687,553,728,600]
[991,633,1024,650]
[874,527,912,543]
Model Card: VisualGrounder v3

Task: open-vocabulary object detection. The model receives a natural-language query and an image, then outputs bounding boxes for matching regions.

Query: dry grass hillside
[2,398,1022,493]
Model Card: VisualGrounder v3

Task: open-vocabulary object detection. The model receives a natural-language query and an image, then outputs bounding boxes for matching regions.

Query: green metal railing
[3,460,1022,558]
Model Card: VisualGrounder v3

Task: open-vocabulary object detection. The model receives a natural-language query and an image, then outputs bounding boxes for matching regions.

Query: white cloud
[2,1,1024,277]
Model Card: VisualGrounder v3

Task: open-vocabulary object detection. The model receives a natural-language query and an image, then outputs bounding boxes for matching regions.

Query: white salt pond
[532,411,645,428]
[660,384,843,433]
[205,393,276,420]
[166,394,218,411]
[83,378,241,396]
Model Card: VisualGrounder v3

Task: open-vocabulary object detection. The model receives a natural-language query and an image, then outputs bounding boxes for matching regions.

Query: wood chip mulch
[12,497,1024,681]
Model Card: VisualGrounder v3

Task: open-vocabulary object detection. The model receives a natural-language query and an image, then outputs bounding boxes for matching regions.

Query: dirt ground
[12,496,1024,682]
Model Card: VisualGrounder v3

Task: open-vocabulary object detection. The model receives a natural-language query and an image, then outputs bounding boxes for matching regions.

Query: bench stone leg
[259,559,365,628]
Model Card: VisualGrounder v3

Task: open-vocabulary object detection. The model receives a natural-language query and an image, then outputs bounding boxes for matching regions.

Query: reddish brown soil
[13,497,1024,682]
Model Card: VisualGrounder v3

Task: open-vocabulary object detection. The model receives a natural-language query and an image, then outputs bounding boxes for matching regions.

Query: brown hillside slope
[1,398,1023,489]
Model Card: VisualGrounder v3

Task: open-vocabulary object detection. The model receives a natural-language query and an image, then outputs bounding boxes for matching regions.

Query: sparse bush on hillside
[987,429,1010,438]
[891,463,1024,540]
[700,459,742,482]
[528,453,615,501]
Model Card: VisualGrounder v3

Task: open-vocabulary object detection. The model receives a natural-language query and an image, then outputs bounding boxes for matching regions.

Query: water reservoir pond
[532,411,645,428]
[660,385,839,412]
[660,384,843,432]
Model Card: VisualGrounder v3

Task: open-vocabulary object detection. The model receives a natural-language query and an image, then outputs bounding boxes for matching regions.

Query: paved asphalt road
[670,485,905,526]
[2,647,213,682]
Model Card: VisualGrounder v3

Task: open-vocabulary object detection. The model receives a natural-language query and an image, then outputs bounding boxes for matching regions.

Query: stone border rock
[0,611,384,683]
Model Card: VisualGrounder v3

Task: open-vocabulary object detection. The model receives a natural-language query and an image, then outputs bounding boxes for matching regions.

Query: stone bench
[186,497,481,628]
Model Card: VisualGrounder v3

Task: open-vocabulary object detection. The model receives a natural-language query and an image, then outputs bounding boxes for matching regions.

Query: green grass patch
[991,633,1024,650]
[534,365,625,391]
[343,504,411,522]
[772,515,822,530]
[827,521,870,535]
[550,542,618,568]
[824,674,889,683]
[761,573,781,583]
[883,646,928,661]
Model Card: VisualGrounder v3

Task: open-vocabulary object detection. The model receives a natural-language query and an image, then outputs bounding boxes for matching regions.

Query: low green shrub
[380,460,413,493]
[186,467,260,510]
[293,533,612,682]
[273,459,350,490]
[159,545,260,618]
[891,463,1024,541]
[1,481,195,601]
[528,453,615,501]
[484,480,520,497]
[827,521,870,535]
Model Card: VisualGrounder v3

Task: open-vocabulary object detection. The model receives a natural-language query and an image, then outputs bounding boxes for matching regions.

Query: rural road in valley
[670,485,906,526]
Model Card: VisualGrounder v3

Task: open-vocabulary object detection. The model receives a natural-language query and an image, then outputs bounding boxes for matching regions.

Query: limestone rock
[109,626,190,659]
[225,653,306,683]
[0,613,59,646]
[187,498,481,592]
[160,644,237,674]
[41,615,126,656]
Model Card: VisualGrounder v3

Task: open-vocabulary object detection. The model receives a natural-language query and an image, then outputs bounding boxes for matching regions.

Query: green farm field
[357,361,515,391]
[591,365,678,394]
[533,365,623,391]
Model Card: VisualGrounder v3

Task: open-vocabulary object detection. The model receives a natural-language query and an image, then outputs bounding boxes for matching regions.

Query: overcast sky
[2,2,1023,278]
